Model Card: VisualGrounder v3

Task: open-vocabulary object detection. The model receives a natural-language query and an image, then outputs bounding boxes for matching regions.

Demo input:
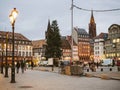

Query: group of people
[16,60,34,73]
[88,61,98,72]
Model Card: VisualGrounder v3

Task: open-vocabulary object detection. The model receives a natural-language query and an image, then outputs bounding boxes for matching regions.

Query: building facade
[66,36,79,61]
[61,36,71,61]
[105,24,120,60]
[0,31,33,64]
[73,27,90,62]
[32,40,46,64]
[94,33,108,62]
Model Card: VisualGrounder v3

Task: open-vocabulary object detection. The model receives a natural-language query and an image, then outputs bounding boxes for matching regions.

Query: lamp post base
[4,66,9,78]
[10,67,16,83]
[10,80,16,83]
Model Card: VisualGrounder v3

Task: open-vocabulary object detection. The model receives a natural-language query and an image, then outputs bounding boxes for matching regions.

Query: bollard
[110,68,112,71]
[101,68,103,72]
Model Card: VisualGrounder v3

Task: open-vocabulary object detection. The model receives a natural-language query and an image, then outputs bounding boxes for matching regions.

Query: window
[117,38,120,42]
[22,46,25,50]
[22,52,25,56]
[29,52,31,56]
[26,46,28,50]
[19,46,21,50]
[19,51,21,56]
[26,52,28,56]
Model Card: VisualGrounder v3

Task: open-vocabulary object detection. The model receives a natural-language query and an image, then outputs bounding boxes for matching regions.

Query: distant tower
[89,10,96,39]
[45,19,51,39]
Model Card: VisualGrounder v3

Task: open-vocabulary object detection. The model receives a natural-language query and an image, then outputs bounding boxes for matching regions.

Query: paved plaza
[0,68,120,90]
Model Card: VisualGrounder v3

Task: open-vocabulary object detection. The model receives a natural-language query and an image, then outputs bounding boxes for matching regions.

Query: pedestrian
[112,59,115,67]
[31,61,34,70]
[96,62,99,68]
[24,60,27,71]
[21,60,25,73]
[90,61,96,72]
[16,61,20,73]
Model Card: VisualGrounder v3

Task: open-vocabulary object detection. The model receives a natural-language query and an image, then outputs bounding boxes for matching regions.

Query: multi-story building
[66,36,79,62]
[61,36,71,61]
[73,27,90,62]
[105,24,120,60]
[32,40,46,64]
[94,33,108,62]
[0,31,33,64]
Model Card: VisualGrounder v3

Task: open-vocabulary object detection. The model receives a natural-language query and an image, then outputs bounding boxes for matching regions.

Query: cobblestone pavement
[0,69,120,90]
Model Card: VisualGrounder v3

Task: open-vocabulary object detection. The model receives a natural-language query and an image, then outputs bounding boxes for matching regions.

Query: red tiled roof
[61,39,71,49]
[32,40,46,48]
[94,32,108,39]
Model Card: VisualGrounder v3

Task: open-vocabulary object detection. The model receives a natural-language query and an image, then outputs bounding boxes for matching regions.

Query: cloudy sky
[0,0,120,40]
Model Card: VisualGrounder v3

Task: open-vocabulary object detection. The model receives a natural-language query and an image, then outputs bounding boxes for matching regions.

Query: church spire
[47,19,51,30]
[46,19,51,39]
[90,10,95,23]
[89,10,96,39]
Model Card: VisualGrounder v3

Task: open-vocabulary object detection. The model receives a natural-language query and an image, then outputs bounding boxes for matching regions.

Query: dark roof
[74,27,88,35]
[94,33,108,39]
[0,31,30,41]
[108,24,120,31]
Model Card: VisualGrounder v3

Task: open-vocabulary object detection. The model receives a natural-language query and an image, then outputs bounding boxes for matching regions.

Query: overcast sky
[0,0,120,40]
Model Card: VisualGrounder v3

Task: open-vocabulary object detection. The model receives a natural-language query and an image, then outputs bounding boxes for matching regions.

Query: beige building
[0,31,32,64]
[32,40,46,64]
[105,24,120,60]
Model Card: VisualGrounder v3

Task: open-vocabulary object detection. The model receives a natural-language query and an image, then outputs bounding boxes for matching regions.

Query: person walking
[21,60,25,73]
[31,61,34,70]
[96,62,99,68]
[16,61,20,73]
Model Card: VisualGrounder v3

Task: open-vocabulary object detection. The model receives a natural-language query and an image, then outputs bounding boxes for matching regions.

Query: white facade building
[94,33,108,62]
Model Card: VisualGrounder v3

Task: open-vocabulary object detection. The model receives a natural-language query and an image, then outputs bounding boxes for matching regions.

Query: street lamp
[71,0,74,64]
[4,32,9,77]
[1,37,4,74]
[9,8,18,83]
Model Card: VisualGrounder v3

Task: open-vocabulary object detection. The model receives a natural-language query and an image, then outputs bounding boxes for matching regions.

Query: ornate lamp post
[71,0,74,64]
[4,32,9,77]
[1,38,4,74]
[9,8,18,83]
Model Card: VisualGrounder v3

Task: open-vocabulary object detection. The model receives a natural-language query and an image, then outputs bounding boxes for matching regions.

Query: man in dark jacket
[16,61,20,73]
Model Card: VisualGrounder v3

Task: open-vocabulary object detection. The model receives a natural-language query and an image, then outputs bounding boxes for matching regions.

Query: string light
[73,5,120,12]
